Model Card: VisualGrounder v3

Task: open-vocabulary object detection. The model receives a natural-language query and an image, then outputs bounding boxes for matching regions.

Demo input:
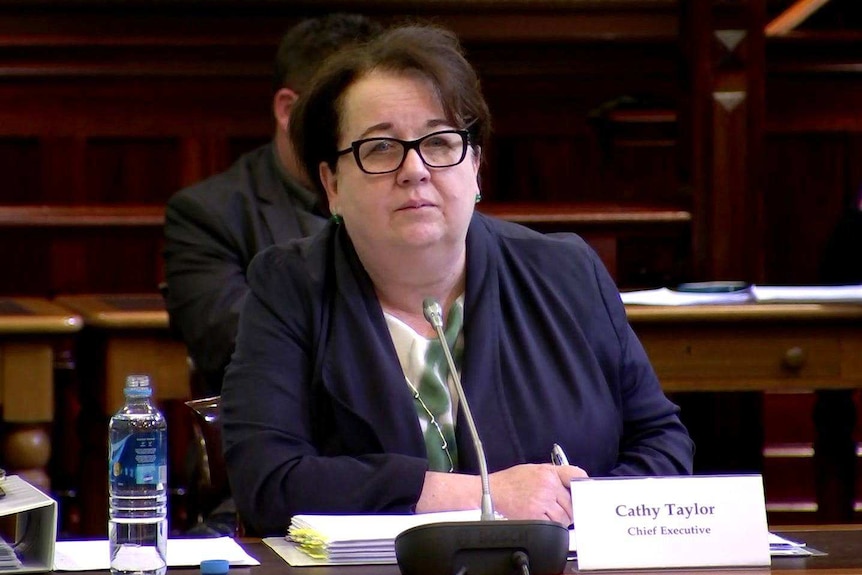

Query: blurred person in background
[162,14,381,535]
[164,13,381,398]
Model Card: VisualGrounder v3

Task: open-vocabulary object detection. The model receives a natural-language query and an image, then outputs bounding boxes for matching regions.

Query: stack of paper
[0,535,23,570]
[621,283,862,306]
[267,510,481,566]
[751,284,862,303]
[264,513,811,568]
[620,287,754,306]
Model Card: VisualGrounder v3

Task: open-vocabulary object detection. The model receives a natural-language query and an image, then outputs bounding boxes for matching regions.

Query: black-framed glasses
[336,129,471,175]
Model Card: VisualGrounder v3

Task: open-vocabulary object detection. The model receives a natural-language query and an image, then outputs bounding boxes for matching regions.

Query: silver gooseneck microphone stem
[396,300,569,575]
[422,298,495,522]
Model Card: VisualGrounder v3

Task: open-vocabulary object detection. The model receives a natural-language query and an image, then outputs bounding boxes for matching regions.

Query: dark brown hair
[290,24,492,196]
[273,13,381,94]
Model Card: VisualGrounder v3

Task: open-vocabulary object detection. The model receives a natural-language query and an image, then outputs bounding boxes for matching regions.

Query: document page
[53,538,259,571]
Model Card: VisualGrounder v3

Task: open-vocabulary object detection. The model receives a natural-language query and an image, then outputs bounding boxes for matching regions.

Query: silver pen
[551,443,569,466]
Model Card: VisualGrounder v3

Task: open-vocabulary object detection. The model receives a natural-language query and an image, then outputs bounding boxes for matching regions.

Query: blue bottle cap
[200,559,230,575]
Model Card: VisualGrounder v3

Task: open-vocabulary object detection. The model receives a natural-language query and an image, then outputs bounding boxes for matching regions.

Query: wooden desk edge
[774,524,862,533]
[0,297,83,333]
[0,315,83,333]
[81,311,169,329]
[478,202,692,225]
[46,296,862,330]
[54,295,169,330]
[626,303,862,322]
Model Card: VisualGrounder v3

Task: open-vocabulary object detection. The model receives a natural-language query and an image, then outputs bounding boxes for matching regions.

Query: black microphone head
[396,520,569,575]
[422,298,444,328]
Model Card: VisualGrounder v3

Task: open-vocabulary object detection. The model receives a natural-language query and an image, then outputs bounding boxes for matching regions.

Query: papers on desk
[0,536,23,570]
[53,537,259,571]
[752,284,862,303]
[620,284,862,306]
[769,532,812,556]
[265,519,810,568]
[621,287,754,306]
[265,510,482,566]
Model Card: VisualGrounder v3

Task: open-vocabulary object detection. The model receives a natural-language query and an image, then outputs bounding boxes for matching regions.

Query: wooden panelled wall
[0,0,687,296]
[1,0,860,294]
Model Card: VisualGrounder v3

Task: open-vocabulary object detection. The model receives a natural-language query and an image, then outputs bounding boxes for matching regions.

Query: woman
[221,24,694,536]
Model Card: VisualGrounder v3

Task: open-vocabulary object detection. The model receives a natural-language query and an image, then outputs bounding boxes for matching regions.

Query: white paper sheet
[53,537,259,571]
[769,532,812,557]
[751,284,862,303]
[621,284,862,306]
[620,287,754,306]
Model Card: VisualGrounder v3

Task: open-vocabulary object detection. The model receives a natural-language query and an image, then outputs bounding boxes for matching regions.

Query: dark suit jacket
[222,213,694,535]
[163,143,327,396]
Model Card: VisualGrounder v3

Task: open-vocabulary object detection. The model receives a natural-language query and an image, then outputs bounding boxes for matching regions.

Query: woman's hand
[415,464,588,526]
[489,464,588,525]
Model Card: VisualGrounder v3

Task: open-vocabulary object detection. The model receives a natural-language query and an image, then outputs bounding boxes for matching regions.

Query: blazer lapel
[457,214,525,473]
[320,229,427,458]
[315,216,526,470]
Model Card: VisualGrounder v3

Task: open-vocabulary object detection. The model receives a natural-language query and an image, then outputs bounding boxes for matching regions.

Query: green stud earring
[475,193,482,204]
[331,213,343,224]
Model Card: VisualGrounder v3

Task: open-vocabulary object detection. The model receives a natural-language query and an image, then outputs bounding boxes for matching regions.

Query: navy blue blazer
[222,213,694,535]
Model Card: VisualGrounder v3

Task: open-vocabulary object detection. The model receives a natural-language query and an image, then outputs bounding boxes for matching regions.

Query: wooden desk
[51,298,862,411]
[49,298,862,532]
[627,303,862,392]
[53,299,861,401]
[216,525,861,574]
[54,293,189,536]
[41,526,862,574]
[0,297,81,491]
[54,294,188,413]
[627,303,862,524]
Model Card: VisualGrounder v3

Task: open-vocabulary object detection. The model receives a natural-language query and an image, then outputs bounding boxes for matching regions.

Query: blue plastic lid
[124,375,153,397]
[200,559,229,575]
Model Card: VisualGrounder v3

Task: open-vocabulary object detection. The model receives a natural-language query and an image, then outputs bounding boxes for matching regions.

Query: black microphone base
[395,520,569,575]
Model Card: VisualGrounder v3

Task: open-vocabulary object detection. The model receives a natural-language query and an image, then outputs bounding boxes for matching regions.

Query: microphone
[394,298,569,575]
[422,298,495,522]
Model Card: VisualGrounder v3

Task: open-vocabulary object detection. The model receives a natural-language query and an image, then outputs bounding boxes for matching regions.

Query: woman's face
[319,69,481,255]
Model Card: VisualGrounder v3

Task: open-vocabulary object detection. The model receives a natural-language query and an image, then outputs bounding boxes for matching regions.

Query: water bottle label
[109,431,167,488]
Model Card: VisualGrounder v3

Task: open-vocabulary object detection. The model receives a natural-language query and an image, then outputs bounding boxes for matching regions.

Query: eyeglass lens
[357,131,466,174]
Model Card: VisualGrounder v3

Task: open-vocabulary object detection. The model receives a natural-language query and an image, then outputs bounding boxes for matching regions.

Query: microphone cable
[452,552,532,575]
[513,550,532,575]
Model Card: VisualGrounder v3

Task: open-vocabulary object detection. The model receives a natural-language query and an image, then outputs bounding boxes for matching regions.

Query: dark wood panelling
[617,231,691,287]
[0,79,270,136]
[0,227,164,296]
[763,134,850,284]
[488,136,594,203]
[0,230,51,293]
[762,32,862,286]
[0,3,693,295]
[765,392,817,444]
[767,76,862,133]
[682,0,766,282]
[84,138,182,204]
[0,138,40,204]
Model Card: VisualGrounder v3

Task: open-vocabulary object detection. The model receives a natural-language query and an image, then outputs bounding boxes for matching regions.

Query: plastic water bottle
[108,374,168,575]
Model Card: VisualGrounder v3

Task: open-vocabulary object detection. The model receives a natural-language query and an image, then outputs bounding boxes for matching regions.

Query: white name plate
[571,475,769,571]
